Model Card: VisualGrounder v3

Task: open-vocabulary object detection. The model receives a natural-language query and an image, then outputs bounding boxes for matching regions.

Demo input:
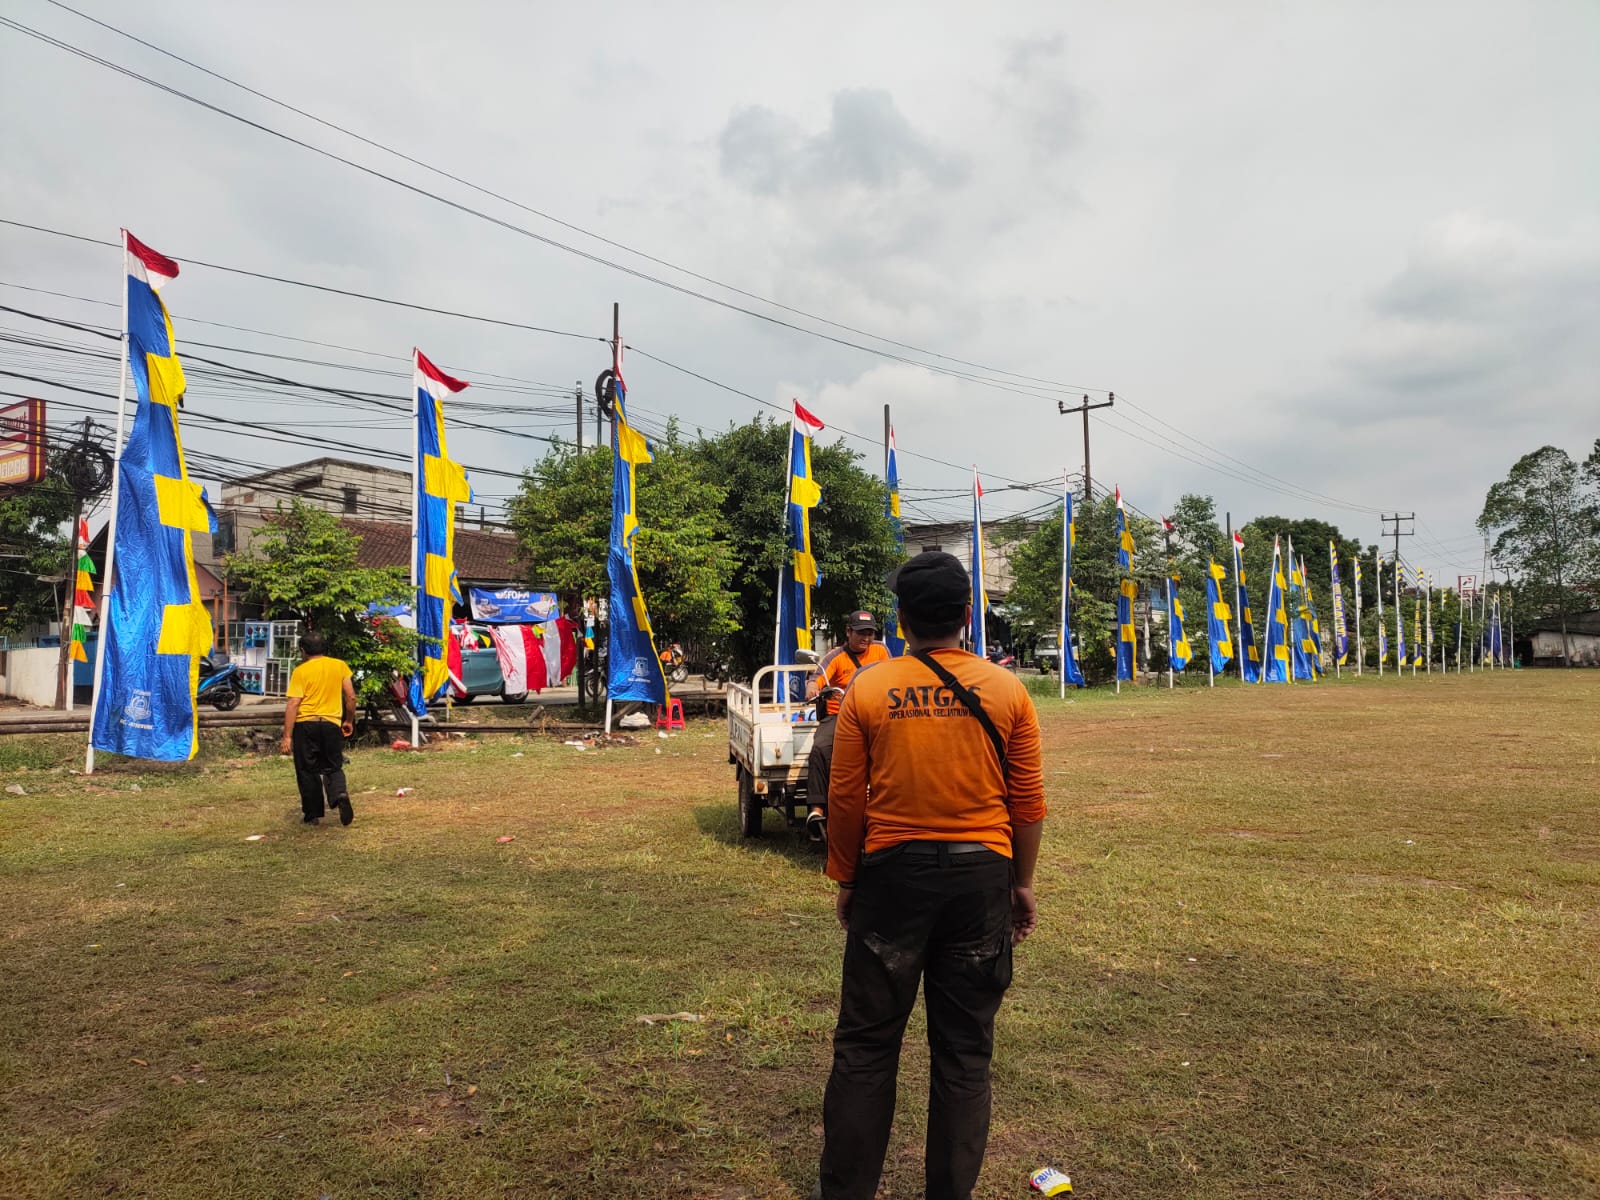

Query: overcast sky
[3,0,1596,584]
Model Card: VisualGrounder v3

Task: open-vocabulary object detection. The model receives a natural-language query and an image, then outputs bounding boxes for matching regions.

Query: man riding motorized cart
[804,610,891,842]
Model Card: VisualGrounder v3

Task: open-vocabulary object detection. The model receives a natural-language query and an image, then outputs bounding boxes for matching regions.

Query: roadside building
[1521,609,1600,667]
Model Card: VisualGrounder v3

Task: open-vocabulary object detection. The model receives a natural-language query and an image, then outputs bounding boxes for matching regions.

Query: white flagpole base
[605,698,614,734]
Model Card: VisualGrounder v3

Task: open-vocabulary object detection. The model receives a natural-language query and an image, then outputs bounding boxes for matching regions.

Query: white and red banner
[491,625,549,696]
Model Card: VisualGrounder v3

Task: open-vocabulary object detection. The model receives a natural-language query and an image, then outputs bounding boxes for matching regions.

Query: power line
[0,219,605,344]
[0,17,1119,406]
[31,0,1112,398]
[0,21,1416,517]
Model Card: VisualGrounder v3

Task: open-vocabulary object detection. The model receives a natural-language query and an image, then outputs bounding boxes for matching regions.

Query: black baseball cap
[846,610,878,630]
[888,551,970,619]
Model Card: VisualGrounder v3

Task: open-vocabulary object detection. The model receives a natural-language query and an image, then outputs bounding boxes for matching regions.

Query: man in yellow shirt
[279,632,358,826]
[815,553,1045,1200]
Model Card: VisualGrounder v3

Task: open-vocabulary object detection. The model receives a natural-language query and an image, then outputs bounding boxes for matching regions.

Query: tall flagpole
[1059,472,1068,700]
[606,305,621,731]
[1456,587,1464,673]
[1355,554,1364,676]
[1425,575,1432,676]
[408,347,422,747]
[1393,553,1402,679]
[85,232,133,777]
[1376,552,1384,678]
[1330,542,1341,680]
[1229,522,1245,685]
[772,399,797,705]
[1166,575,1175,690]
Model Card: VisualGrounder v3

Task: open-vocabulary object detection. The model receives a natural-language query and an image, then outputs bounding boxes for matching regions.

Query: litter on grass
[495,835,516,844]
[395,787,415,797]
[635,1011,704,1026]
[1029,1166,1073,1195]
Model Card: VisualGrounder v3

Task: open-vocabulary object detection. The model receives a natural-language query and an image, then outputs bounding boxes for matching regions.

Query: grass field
[1,670,1596,1199]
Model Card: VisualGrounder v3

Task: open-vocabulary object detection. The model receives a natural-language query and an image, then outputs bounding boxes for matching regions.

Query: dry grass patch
[0,671,1596,1198]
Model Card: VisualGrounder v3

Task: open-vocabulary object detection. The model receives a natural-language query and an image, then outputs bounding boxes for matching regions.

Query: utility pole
[1381,513,1414,674]
[575,380,584,454]
[1058,393,1114,500]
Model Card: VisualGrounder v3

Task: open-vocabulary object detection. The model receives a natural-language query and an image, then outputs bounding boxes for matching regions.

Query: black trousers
[809,713,836,809]
[292,720,348,820]
[820,844,1013,1200]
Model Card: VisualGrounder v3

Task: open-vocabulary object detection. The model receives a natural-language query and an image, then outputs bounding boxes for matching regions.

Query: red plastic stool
[656,697,686,731]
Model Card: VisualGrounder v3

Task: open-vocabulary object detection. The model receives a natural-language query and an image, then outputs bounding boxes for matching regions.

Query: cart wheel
[737,769,762,839]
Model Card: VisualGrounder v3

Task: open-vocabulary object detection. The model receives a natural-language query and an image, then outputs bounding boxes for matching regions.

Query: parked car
[455,623,528,704]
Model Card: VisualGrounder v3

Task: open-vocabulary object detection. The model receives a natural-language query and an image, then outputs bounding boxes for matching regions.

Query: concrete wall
[0,645,63,707]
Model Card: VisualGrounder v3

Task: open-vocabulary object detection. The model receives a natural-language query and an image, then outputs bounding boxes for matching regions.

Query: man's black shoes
[335,795,354,826]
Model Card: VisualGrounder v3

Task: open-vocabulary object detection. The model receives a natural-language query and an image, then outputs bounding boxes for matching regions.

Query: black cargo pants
[808,713,836,809]
[291,719,348,820]
[819,842,1014,1200]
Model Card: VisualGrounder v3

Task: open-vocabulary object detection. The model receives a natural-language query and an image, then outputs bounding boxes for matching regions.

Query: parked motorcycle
[986,646,1017,670]
[197,655,243,710]
[659,641,690,685]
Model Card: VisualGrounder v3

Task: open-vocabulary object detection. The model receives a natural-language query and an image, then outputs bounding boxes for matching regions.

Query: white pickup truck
[726,663,830,837]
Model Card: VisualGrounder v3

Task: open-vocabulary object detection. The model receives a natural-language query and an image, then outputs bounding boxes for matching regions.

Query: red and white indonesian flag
[125,231,179,290]
[491,626,550,696]
[792,400,825,437]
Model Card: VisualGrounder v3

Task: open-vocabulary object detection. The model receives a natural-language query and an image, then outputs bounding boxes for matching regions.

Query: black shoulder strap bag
[910,650,1008,778]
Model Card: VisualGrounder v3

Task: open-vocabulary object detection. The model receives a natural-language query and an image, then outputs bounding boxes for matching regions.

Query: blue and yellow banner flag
[91,232,213,762]
[1115,486,1136,681]
[1375,554,1389,664]
[1060,487,1085,687]
[883,428,906,658]
[1411,567,1424,668]
[1287,539,1315,681]
[1261,537,1291,683]
[412,350,472,707]
[970,469,988,656]
[1394,557,1407,669]
[776,401,825,684]
[1168,575,1191,672]
[1329,541,1349,666]
[1232,531,1260,683]
[1302,557,1324,679]
[607,348,668,703]
[1206,560,1233,674]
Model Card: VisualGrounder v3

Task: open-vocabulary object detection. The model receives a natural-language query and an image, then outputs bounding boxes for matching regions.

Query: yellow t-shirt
[287,656,352,724]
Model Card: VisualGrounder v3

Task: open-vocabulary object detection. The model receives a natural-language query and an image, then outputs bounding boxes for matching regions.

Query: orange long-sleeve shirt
[824,648,1047,884]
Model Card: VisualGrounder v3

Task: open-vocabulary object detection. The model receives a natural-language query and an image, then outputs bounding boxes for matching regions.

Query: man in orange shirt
[279,632,358,826]
[803,609,892,841]
[814,553,1046,1200]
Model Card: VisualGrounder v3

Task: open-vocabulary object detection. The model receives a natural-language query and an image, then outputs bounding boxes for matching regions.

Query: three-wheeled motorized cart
[726,662,834,838]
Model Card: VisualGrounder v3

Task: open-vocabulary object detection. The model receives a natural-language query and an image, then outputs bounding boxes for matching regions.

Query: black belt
[883,840,992,858]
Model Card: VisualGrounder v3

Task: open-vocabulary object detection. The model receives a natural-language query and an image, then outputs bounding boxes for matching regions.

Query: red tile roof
[341,519,524,585]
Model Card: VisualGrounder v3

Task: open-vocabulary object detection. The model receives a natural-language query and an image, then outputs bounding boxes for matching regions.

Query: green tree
[507,422,738,647]
[222,500,420,704]
[694,416,900,679]
[1478,443,1600,665]
[0,473,74,637]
